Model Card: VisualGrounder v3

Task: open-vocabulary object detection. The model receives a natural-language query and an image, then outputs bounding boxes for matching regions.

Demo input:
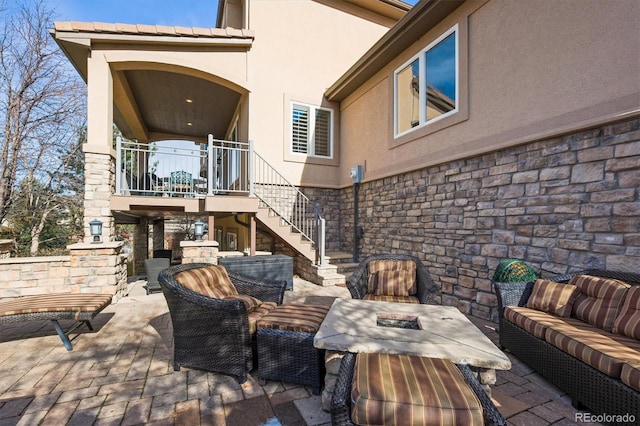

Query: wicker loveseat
[495,269,640,423]
[347,254,439,304]
[158,263,286,383]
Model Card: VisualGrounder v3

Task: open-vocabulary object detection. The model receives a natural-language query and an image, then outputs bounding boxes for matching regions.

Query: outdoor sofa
[347,254,439,304]
[495,269,640,423]
[158,263,286,383]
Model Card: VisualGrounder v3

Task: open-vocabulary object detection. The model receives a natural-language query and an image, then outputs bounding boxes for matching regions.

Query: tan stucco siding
[246,0,394,187]
[338,0,640,187]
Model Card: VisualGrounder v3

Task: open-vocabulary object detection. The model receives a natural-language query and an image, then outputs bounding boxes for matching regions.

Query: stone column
[0,239,13,259]
[181,240,219,264]
[133,217,149,275]
[84,152,115,243]
[152,219,165,251]
[67,241,128,301]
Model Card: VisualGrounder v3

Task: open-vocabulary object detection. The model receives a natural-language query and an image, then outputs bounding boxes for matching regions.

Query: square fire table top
[314,298,511,370]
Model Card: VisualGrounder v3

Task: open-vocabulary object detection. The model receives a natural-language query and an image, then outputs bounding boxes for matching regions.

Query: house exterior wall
[245,0,396,186]
[304,0,640,321]
[334,117,640,321]
[337,0,639,188]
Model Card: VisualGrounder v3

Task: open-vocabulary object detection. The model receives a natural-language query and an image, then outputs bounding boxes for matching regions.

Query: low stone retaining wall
[0,242,129,302]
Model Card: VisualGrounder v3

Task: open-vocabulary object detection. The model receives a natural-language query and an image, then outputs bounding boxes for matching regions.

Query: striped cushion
[374,269,413,297]
[525,279,578,317]
[248,302,277,335]
[222,294,262,312]
[612,286,640,340]
[0,294,112,318]
[367,260,417,295]
[621,361,640,391]
[363,294,420,304]
[570,275,630,331]
[175,265,238,299]
[503,306,571,339]
[544,318,640,378]
[257,304,330,333]
[351,353,483,426]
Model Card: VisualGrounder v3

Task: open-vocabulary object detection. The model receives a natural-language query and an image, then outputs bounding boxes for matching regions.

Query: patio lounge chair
[0,293,113,350]
[145,257,170,294]
[158,263,287,383]
[347,254,439,304]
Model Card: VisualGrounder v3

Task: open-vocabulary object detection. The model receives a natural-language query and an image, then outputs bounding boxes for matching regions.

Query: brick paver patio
[1,278,598,425]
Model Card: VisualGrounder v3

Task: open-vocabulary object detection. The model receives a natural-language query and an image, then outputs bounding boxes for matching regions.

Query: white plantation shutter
[314,108,330,157]
[291,102,332,157]
[292,104,309,153]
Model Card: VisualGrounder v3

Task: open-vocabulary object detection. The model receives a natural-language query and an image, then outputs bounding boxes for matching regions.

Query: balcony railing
[115,136,321,257]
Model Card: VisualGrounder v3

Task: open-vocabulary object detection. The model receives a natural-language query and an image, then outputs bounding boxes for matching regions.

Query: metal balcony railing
[115,136,321,256]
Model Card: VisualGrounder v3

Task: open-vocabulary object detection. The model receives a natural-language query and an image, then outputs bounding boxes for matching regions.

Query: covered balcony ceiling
[115,70,241,142]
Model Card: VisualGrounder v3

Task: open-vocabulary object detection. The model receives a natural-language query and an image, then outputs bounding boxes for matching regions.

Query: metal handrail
[252,149,315,244]
[115,136,321,250]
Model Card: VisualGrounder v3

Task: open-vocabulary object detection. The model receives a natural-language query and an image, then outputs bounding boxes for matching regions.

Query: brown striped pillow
[350,353,483,426]
[367,260,417,295]
[175,265,238,299]
[612,286,640,339]
[570,275,630,331]
[525,279,578,317]
[374,269,413,297]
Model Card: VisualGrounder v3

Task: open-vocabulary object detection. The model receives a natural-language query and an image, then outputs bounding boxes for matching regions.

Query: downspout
[353,182,359,263]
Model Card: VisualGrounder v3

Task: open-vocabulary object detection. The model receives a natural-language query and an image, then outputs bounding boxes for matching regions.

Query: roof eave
[325,0,465,102]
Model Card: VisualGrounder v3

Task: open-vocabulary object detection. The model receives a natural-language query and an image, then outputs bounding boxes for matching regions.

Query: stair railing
[251,147,316,245]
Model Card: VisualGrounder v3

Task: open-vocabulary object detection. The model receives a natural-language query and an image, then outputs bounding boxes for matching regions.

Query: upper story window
[291,102,332,158]
[395,25,458,137]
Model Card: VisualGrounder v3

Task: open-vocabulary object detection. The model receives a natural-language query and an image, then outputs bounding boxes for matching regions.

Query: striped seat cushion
[621,361,640,391]
[544,318,640,378]
[257,304,330,333]
[612,285,640,340]
[248,302,278,335]
[222,294,263,312]
[504,306,572,339]
[367,260,417,296]
[363,294,420,304]
[570,275,630,331]
[351,353,483,426]
[0,294,112,319]
[175,265,238,299]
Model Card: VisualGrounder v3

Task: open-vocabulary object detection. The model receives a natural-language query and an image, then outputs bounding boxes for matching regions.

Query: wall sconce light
[89,219,103,243]
[194,220,205,241]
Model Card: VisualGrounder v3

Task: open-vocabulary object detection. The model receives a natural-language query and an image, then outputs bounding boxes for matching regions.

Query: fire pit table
[313,298,511,411]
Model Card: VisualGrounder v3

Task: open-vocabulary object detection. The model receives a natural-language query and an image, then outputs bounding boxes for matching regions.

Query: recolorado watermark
[575,412,636,424]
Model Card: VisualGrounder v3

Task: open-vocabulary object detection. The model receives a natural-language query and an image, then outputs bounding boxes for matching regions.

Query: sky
[45,0,419,28]
[46,0,220,27]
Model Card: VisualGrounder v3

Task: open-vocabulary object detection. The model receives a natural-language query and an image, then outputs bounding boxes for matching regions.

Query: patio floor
[0,277,598,425]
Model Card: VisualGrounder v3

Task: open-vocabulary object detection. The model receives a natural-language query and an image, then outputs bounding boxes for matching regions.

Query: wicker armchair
[158,263,286,383]
[330,352,506,426]
[347,254,439,304]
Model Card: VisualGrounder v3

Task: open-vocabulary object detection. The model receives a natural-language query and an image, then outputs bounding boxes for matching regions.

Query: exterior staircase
[255,205,316,261]
[298,251,359,287]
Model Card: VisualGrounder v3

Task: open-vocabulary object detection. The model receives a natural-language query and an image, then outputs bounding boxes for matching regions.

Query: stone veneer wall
[0,243,129,301]
[310,118,639,322]
[84,153,115,243]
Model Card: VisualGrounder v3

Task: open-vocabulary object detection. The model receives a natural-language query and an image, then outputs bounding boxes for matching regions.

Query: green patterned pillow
[492,259,537,282]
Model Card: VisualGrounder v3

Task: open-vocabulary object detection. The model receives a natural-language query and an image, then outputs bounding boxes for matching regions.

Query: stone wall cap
[180,240,219,248]
[68,242,124,250]
[0,255,70,264]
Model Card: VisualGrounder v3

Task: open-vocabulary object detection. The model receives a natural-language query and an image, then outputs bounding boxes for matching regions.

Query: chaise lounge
[0,293,113,350]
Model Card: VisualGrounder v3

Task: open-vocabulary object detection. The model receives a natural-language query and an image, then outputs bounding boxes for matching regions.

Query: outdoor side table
[257,304,330,395]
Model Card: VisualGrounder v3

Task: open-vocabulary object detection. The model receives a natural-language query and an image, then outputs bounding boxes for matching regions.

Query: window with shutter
[290,102,332,158]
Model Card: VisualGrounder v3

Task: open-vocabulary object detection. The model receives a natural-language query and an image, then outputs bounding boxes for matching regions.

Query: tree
[0,0,86,254]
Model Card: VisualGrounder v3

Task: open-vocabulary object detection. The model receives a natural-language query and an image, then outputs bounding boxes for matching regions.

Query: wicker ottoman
[257,304,330,394]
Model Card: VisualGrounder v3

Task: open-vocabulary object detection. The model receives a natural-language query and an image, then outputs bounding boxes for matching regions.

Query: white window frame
[394,25,459,138]
[290,101,334,159]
